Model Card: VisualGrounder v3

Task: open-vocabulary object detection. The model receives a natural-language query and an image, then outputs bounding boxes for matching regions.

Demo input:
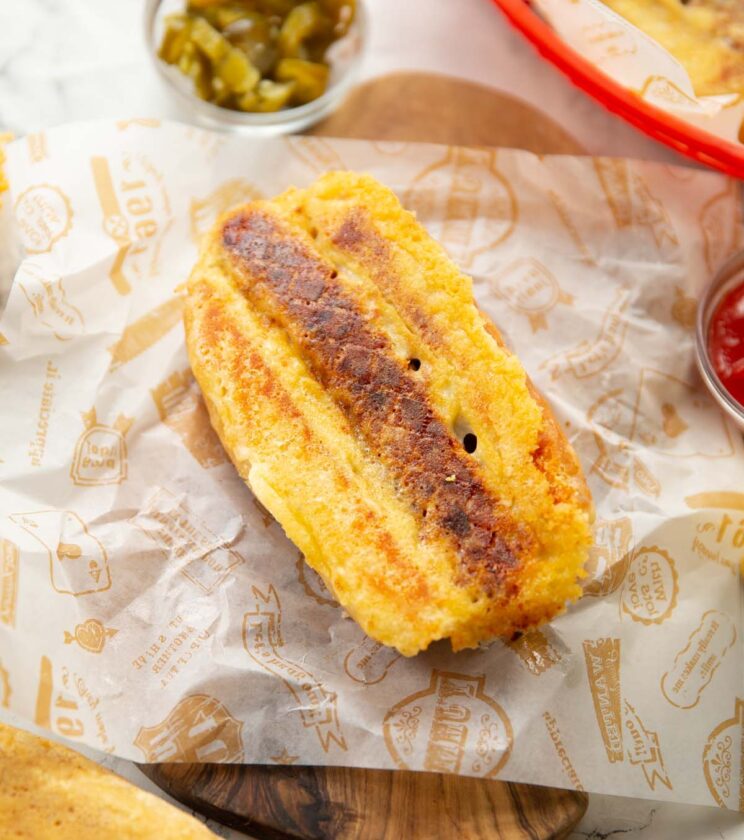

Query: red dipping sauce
[708,280,744,407]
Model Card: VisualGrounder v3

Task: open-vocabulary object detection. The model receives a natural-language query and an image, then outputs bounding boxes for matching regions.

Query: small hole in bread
[408,358,421,371]
[310,226,319,238]
[463,433,477,454]
[330,270,338,279]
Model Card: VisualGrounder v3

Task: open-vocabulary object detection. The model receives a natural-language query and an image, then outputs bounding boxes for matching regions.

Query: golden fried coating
[185,172,593,656]
[0,722,216,838]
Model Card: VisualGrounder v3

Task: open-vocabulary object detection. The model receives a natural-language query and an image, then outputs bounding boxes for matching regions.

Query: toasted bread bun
[185,172,593,656]
[0,722,216,838]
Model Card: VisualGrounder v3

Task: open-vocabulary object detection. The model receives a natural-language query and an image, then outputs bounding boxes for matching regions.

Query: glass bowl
[143,0,367,135]
[695,249,744,432]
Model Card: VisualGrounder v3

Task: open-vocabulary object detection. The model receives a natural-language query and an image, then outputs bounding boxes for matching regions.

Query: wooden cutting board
[140,764,587,840]
[139,72,588,840]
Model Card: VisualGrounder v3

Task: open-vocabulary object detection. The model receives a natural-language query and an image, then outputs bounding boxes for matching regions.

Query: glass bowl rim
[142,0,368,130]
[695,248,744,429]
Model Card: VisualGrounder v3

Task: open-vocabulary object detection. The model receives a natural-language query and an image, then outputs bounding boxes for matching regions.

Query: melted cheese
[602,0,744,95]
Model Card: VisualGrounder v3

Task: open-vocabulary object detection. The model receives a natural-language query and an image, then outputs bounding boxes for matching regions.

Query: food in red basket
[709,279,744,407]
[600,0,744,96]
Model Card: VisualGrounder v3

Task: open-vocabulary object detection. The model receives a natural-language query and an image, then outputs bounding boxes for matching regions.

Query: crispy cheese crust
[185,172,594,656]
[0,723,215,839]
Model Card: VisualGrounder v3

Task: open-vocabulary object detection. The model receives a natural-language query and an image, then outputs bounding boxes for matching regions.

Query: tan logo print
[14,184,73,254]
[109,296,184,370]
[243,584,346,752]
[687,492,744,513]
[661,610,737,709]
[548,189,597,267]
[90,153,172,295]
[671,286,697,330]
[296,553,337,608]
[700,181,743,275]
[543,711,585,792]
[640,75,702,110]
[134,694,244,762]
[285,136,346,175]
[151,370,227,469]
[344,635,401,685]
[686,495,744,576]
[404,146,517,269]
[583,638,623,763]
[133,488,243,593]
[11,511,111,596]
[691,514,742,576]
[623,699,672,791]
[28,359,60,469]
[371,141,409,156]
[620,546,678,625]
[0,660,10,708]
[18,267,84,340]
[583,517,633,597]
[542,285,631,381]
[70,408,132,486]
[587,368,734,494]
[632,370,734,458]
[583,658,672,790]
[0,539,19,627]
[35,655,54,728]
[116,118,161,131]
[506,628,565,676]
[190,179,263,244]
[26,131,48,163]
[594,159,677,249]
[703,699,744,810]
[587,389,658,496]
[384,670,512,777]
[34,655,87,741]
[489,257,573,332]
[64,618,118,654]
[270,748,299,765]
[582,19,638,61]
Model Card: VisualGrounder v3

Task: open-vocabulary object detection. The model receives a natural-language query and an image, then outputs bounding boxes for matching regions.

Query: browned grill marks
[222,209,527,588]
[333,211,446,351]
[197,288,432,603]
[333,213,565,491]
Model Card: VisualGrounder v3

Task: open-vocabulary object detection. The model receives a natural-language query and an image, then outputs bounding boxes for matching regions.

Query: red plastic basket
[492,0,744,178]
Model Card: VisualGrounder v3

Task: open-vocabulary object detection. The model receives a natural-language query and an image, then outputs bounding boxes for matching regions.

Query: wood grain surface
[139,71,589,840]
[309,71,584,153]
[140,763,587,840]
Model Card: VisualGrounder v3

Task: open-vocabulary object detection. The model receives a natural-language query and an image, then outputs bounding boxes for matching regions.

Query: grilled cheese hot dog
[0,723,216,839]
[184,172,594,656]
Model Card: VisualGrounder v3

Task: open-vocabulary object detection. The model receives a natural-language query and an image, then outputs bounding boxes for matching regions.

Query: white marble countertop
[1,1,742,839]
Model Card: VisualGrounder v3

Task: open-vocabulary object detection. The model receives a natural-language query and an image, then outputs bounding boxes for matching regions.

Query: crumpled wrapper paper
[1,120,743,809]
[534,0,744,146]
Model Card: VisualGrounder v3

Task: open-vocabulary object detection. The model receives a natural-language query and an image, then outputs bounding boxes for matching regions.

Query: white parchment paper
[0,120,743,809]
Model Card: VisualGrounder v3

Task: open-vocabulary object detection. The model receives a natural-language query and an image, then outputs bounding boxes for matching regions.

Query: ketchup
[708,280,744,407]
